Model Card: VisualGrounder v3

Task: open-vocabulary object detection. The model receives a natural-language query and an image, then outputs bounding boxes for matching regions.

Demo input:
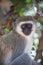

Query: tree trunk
[35,30,43,61]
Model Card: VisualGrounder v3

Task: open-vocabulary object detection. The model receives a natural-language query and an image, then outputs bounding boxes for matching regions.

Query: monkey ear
[12,22,16,31]
[12,20,18,32]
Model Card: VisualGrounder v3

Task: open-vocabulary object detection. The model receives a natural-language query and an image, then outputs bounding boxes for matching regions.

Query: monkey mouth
[22,30,32,35]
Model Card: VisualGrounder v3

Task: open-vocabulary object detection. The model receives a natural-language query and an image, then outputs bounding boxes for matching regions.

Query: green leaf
[10,0,15,4]
[4,28,10,33]
[26,0,32,3]
[38,19,43,25]
[33,43,38,48]
[32,47,35,50]
[19,11,24,17]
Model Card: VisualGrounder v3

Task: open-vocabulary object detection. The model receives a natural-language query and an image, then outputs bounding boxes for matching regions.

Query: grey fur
[0,31,25,65]
[0,20,40,65]
[9,53,38,65]
[0,31,39,65]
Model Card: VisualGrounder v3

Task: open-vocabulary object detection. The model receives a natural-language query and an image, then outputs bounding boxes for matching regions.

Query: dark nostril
[25,28,29,32]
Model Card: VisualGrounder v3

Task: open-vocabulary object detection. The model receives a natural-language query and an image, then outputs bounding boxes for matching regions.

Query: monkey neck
[24,36,33,56]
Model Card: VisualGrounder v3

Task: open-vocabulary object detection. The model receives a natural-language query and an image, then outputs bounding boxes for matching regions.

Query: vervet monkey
[0,18,39,65]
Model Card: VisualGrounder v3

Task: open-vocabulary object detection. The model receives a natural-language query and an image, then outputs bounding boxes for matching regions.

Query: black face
[21,23,32,35]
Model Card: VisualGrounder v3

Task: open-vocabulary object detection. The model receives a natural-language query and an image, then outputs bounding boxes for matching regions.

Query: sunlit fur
[15,21,36,54]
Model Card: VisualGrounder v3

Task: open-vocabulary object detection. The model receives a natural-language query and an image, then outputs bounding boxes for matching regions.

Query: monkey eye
[21,23,32,29]
[21,25,25,29]
[22,25,25,28]
[28,24,32,28]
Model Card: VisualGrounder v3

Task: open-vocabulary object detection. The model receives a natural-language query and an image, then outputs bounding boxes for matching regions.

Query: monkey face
[15,21,36,38]
[21,23,32,35]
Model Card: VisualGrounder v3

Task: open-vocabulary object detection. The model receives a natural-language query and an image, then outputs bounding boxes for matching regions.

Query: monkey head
[14,20,36,38]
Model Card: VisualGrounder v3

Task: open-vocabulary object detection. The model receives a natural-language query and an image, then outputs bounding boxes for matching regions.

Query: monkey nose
[22,28,31,35]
